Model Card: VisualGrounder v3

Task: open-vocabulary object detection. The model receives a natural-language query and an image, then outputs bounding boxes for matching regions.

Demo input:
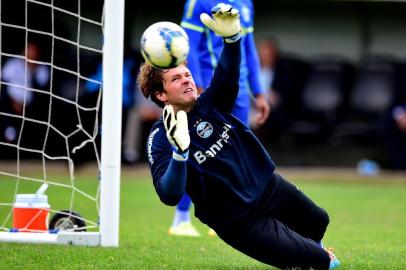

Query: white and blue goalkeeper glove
[200,3,241,43]
[163,105,190,161]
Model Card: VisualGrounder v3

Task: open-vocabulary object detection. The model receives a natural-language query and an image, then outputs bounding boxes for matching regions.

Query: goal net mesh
[0,0,105,233]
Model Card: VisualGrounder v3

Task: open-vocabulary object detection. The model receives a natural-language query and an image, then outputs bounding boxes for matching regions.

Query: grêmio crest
[196,121,213,138]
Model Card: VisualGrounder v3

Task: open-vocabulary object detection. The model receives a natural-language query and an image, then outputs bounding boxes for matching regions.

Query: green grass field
[1,166,406,270]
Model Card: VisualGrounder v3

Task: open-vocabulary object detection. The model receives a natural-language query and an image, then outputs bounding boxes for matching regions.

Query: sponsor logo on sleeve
[147,128,160,165]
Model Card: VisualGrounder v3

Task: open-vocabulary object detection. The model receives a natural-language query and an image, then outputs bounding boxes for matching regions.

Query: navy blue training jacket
[146,40,276,230]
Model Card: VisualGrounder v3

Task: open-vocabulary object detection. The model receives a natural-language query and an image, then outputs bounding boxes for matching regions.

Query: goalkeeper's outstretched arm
[198,3,242,113]
[154,105,190,206]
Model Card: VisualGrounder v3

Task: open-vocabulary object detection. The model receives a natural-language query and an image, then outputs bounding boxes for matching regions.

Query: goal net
[0,0,123,246]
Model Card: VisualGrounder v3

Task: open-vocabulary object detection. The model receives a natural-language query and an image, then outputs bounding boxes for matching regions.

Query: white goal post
[0,0,123,247]
[100,0,124,247]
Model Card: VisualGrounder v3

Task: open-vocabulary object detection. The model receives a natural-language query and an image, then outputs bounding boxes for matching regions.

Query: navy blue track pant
[216,172,331,270]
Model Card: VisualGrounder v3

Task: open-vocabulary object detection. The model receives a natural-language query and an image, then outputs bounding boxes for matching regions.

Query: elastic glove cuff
[224,32,242,43]
[173,150,189,162]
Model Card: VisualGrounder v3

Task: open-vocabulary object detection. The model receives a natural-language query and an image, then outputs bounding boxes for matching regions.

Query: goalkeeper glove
[200,3,241,43]
[163,105,190,161]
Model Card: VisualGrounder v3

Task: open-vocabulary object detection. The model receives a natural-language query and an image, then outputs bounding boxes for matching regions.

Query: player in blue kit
[181,0,268,125]
[169,0,270,237]
[137,4,340,270]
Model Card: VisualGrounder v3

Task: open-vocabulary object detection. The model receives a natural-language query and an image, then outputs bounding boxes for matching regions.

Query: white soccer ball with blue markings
[140,22,190,69]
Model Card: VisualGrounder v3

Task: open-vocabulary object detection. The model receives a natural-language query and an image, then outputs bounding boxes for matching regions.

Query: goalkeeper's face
[158,64,198,112]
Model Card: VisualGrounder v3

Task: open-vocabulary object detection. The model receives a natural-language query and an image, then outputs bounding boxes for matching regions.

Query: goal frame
[0,0,124,247]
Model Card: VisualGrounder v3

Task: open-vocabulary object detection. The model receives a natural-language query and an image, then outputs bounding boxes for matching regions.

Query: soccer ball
[140,22,190,69]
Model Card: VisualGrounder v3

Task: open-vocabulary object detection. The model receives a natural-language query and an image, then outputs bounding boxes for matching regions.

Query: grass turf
[0,167,406,270]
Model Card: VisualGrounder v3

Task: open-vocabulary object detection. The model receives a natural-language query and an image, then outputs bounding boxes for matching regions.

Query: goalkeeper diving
[137,3,340,269]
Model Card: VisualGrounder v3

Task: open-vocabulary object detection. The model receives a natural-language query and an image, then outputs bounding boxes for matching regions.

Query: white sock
[172,210,190,227]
